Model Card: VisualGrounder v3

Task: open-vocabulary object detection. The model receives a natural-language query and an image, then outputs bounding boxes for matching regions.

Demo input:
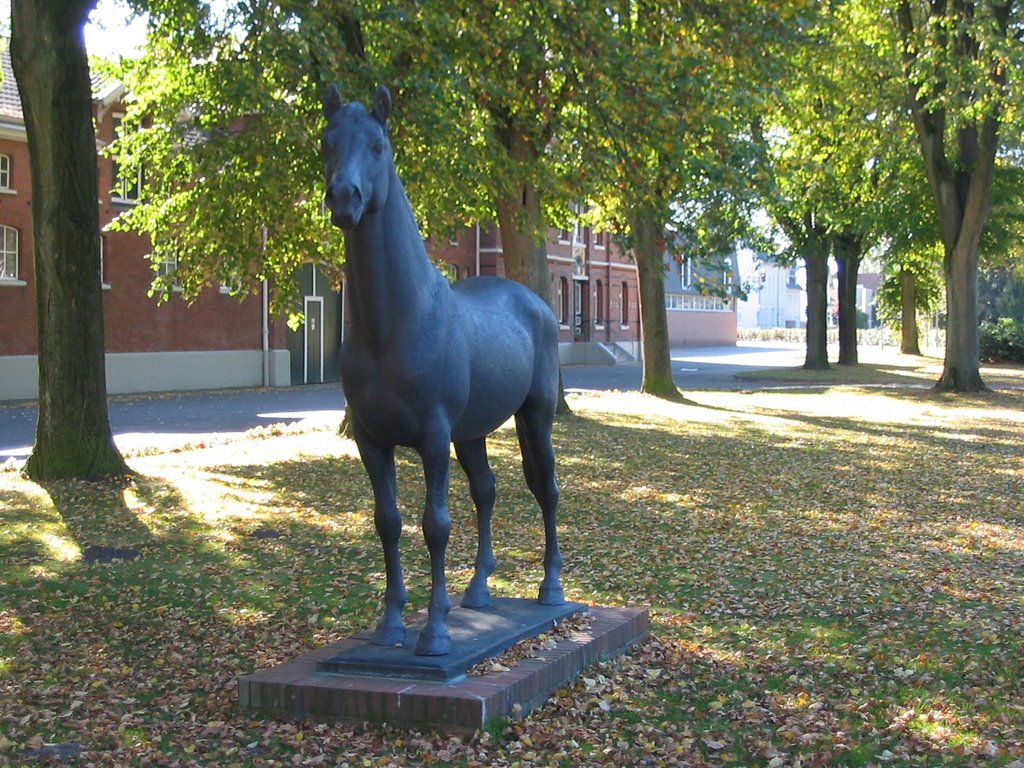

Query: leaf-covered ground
[1,387,1022,767]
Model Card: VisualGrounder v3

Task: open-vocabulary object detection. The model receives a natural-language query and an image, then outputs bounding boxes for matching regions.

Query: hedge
[978,317,1024,362]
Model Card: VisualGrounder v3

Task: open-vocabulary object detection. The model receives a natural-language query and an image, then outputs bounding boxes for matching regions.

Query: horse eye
[372,139,385,156]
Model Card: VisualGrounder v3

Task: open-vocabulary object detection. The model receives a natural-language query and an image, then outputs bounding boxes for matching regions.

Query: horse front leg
[455,438,496,609]
[416,433,453,656]
[354,431,407,646]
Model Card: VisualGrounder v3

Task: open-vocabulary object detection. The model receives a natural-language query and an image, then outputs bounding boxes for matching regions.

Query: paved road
[0,342,805,460]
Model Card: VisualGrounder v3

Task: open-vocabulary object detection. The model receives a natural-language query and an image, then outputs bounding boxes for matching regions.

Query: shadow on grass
[40,477,156,556]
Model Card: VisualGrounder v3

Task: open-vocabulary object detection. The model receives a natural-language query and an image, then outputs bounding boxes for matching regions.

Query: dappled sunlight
[36,531,81,563]
[215,605,273,628]
[890,698,989,754]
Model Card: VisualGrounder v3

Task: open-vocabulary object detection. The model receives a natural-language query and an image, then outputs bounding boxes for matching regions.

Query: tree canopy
[102,0,1024,394]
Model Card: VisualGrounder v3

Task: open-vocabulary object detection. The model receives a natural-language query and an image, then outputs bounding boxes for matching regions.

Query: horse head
[322,84,393,230]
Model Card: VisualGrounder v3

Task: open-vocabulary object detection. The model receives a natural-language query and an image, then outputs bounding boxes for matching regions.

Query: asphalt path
[0,342,806,461]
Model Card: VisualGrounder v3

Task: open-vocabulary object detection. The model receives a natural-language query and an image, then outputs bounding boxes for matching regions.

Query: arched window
[0,225,18,280]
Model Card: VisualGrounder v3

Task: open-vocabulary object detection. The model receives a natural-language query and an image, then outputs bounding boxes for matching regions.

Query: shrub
[978,317,1024,362]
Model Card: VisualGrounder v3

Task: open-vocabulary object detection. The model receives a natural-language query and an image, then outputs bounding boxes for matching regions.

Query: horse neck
[343,168,443,346]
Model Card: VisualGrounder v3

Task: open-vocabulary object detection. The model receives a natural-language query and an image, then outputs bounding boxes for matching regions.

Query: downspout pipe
[261,226,270,387]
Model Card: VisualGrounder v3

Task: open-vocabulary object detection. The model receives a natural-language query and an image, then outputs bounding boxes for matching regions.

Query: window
[665,293,729,311]
[573,219,585,246]
[0,225,18,280]
[787,265,800,289]
[0,154,12,191]
[156,253,181,290]
[99,235,110,289]
[112,113,143,203]
[594,280,604,326]
[593,231,606,249]
[620,282,629,326]
[558,276,569,325]
[681,259,693,289]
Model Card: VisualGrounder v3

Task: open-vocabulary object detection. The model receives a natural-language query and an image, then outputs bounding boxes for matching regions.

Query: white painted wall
[0,350,291,401]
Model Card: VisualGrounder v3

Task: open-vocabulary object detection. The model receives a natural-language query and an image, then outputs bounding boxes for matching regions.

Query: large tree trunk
[899,267,921,355]
[494,128,571,415]
[629,211,680,400]
[12,0,129,480]
[802,235,830,370]
[938,240,984,390]
[834,233,863,366]
[495,182,551,303]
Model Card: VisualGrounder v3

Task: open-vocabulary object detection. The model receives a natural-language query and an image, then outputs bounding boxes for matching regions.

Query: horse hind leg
[515,403,564,606]
[455,437,496,609]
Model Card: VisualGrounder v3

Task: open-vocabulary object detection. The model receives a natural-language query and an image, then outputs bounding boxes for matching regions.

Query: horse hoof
[414,628,451,656]
[537,584,565,606]
[372,620,406,647]
[460,585,492,610]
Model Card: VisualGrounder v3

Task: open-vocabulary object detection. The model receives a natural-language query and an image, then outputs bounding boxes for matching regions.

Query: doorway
[303,296,324,384]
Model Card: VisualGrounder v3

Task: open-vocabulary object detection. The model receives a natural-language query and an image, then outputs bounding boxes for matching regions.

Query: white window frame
[0,225,20,283]
[682,259,693,289]
[99,235,110,289]
[157,253,182,291]
[0,154,13,193]
[665,293,730,312]
[111,113,143,204]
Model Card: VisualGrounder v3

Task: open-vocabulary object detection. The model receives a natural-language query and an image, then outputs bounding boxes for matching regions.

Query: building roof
[0,47,22,121]
[0,45,125,124]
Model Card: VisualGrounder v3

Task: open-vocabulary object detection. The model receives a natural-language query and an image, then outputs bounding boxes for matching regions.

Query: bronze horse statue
[322,84,564,656]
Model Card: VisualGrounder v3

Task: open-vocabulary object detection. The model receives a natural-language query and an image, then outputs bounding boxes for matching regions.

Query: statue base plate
[319,598,587,682]
[239,600,648,733]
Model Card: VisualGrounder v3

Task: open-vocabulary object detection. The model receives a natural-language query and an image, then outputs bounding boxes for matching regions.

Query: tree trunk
[630,211,680,400]
[899,267,921,356]
[802,237,830,370]
[936,241,984,391]
[12,0,129,480]
[834,233,862,366]
[494,128,571,415]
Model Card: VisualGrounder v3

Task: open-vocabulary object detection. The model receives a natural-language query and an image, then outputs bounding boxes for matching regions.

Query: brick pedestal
[239,604,649,733]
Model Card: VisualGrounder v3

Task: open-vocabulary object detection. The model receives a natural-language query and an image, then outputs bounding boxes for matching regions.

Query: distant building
[739,259,805,329]
[662,252,740,346]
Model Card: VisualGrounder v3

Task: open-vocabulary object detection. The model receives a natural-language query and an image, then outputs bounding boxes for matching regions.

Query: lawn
[1,387,1022,767]
[735,347,1024,390]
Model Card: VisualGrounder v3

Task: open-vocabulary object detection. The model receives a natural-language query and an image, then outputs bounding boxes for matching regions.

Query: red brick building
[0,54,292,401]
[427,223,642,365]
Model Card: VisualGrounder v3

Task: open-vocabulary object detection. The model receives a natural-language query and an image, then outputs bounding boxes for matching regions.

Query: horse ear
[323,84,342,119]
[372,85,392,125]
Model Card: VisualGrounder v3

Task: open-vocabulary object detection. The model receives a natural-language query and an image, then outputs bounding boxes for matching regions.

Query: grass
[1,387,1023,766]
[734,346,1024,389]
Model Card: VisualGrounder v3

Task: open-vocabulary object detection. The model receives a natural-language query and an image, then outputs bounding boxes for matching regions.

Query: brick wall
[0,96,285,362]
